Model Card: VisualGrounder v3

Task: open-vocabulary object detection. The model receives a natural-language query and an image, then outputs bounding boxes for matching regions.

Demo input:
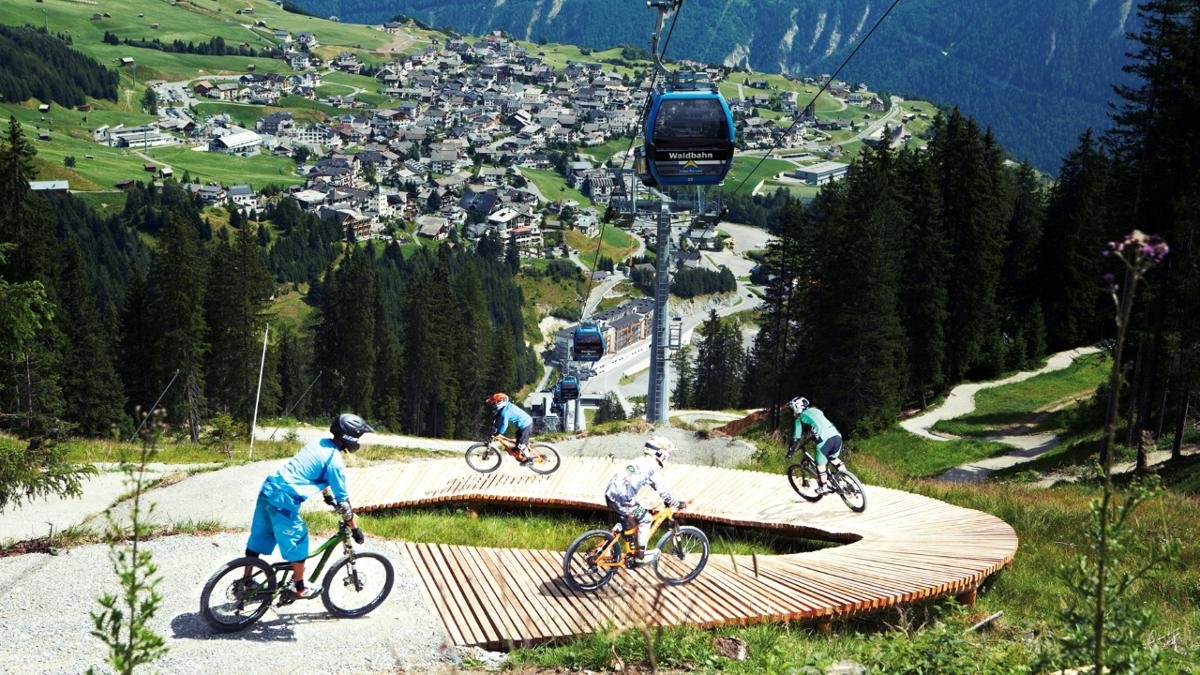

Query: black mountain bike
[200,508,394,632]
[786,442,867,512]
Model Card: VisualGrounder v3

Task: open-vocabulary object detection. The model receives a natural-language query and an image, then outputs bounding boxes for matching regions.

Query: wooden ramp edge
[349,458,1018,650]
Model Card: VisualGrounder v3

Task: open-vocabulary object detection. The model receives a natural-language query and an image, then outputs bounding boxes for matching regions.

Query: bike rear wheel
[200,556,277,632]
[562,529,619,592]
[787,460,822,502]
[527,442,561,475]
[653,526,710,585]
[321,551,395,618]
[465,442,502,473]
[834,469,867,513]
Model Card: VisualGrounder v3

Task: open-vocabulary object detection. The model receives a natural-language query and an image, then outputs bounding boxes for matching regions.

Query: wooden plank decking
[349,457,1018,650]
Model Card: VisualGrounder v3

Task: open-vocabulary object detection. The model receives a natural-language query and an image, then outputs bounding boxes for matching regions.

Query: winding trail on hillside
[897,346,1103,482]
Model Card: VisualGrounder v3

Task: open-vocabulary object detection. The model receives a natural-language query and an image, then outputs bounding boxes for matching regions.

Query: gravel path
[902,346,1102,442]
[554,428,758,468]
[0,533,449,674]
[0,465,211,544]
[898,346,1104,482]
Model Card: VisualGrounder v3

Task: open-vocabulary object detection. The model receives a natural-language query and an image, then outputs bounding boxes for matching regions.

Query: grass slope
[516,166,592,207]
[933,353,1110,437]
[563,226,637,271]
[719,156,796,196]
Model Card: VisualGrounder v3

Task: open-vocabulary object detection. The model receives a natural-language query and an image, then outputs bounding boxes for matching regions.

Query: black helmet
[330,413,374,452]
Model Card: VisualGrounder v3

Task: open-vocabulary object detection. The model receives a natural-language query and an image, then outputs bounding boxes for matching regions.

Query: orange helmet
[486,392,509,412]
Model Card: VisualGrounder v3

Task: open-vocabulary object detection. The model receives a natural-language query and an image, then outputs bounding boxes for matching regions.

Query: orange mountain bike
[561,505,709,592]
[465,434,561,474]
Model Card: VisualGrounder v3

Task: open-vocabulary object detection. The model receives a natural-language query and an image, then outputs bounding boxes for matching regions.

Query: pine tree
[693,310,744,410]
[313,247,376,417]
[505,232,520,274]
[1104,0,1200,465]
[896,148,948,407]
[119,272,156,416]
[743,199,805,427]
[798,146,907,431]
[58,242,128,436]
[1040,131,1111,350]
[670,345,695,409]
[933,110,1007,380]
[1000,162,1047,368]
[204,220,274,422]
[146,215,208,442]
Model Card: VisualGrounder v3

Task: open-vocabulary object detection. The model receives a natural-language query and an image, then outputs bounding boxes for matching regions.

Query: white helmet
[644,435,674,464]
[788,396,810,415]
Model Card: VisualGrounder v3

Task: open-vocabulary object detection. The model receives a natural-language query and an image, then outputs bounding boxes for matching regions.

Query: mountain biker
[244,413,373,599]
[604,435,686,566]
[787,396,844,494]
[487,392,533,464]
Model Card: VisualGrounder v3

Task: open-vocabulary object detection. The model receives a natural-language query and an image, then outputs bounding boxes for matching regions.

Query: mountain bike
[562,504,709,592]
[786,441,867,512]
[465,433,561,475]
[199,507,394,632]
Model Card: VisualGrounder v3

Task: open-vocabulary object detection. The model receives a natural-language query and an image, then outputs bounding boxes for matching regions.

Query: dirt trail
[895,346,1102,482]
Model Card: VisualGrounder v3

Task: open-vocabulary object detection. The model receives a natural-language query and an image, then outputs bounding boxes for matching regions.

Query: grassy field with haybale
[563,226,637,271]
[1,0,409,83]
[516,167,593,207]
[717,156,795,196]
[1,100,158,188]
[145,146,302,190]
[579,136,637,166]
[514,41,641,78]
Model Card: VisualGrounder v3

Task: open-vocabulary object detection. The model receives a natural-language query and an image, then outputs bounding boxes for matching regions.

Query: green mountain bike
[200,511,394,632]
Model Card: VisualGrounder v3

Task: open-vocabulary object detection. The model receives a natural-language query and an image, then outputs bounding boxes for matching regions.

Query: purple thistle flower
[1103,272,1117,286]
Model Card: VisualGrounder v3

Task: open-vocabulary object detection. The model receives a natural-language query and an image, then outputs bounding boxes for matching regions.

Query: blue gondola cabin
[558,376,580,401]
[637,77,735,187]
[572,322,606,362]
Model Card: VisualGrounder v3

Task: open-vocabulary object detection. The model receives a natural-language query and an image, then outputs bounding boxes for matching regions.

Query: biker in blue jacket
[487,392,533,463]
[245,413,373,599]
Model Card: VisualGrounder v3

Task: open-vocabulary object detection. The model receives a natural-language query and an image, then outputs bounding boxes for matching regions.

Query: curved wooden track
[348,457,1018,650]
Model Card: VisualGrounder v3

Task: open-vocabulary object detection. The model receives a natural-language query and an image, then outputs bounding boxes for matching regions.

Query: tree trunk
[186,374,200,444]
[1155,380,1170,440]
[1124,343,1143,449]
[23,351,34,429]
[1173,379,1191,461]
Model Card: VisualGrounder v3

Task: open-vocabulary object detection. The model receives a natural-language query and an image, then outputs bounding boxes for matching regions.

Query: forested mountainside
[297,0,1137,170]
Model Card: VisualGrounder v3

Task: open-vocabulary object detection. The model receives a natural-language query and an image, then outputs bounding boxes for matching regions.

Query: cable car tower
[637,0,735,422]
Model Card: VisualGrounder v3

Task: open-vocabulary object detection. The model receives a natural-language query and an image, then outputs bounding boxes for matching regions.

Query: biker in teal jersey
[787,397,844,493]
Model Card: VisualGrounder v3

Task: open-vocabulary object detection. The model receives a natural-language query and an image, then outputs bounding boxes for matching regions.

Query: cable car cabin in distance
[636,73,735,187]
[558,376,580,401]
[572,322,606,362]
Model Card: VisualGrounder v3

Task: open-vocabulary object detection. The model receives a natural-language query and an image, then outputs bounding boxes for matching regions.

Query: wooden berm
[349,457,1018,650]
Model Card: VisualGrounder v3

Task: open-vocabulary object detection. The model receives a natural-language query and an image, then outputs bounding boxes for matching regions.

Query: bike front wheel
[562,529,619,592]
[834,469,867,513]
[200,556,277,632]
[527,442,561,475]
[787,460,822,502]
[321,551,395,618]
[465,442,502,473]
[653,526,710,585]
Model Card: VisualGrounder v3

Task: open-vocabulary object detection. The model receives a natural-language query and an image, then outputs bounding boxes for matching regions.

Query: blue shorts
[246,481,309,562]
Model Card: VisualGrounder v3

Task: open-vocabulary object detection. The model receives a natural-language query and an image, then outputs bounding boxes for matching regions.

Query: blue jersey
[494,401,532,436]
[263,437,350,504]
